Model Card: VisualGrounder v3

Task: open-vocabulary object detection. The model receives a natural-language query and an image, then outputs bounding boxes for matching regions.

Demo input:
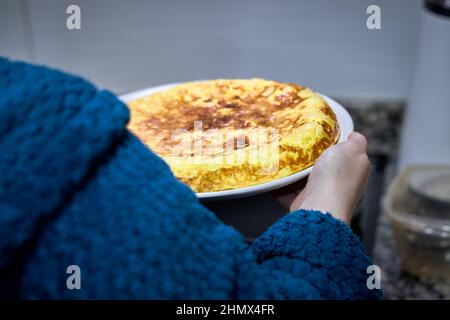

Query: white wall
[0,0,422,98]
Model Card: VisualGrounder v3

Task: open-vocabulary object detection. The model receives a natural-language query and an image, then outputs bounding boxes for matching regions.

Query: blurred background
[1,0,449,299]
[1,0,421,97]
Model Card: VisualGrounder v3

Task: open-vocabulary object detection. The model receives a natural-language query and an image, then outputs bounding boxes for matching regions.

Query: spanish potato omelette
[127,79,340,192]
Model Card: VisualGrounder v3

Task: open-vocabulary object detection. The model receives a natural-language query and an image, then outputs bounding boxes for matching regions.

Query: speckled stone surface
[338,98,404,156]
[341,99,450,300]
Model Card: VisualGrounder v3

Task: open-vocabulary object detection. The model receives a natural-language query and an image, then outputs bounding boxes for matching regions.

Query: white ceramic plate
[120,83,354,201]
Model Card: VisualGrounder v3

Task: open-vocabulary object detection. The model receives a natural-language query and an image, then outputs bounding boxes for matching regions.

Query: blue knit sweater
[0,57,381,299]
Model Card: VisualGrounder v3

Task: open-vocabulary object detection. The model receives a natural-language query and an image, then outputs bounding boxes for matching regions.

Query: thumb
[347,132,368,154]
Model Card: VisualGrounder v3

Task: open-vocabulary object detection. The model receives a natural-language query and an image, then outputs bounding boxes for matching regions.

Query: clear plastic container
[385,166,450,280]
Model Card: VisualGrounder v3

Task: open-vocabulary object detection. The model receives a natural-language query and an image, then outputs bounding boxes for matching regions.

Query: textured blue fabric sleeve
[0,57,382,299]
[238,210,382,299]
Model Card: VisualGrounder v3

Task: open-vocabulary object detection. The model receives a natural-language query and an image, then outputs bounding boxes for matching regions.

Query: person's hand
[272,132,370,225]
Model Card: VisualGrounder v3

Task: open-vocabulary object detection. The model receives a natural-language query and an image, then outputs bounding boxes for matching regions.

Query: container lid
[409,169,450,207]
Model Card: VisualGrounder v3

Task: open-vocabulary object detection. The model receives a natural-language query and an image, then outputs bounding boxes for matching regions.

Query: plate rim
[120,82,354,201]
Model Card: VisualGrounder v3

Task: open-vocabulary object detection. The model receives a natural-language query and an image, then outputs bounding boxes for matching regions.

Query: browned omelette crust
[127,79,340,192]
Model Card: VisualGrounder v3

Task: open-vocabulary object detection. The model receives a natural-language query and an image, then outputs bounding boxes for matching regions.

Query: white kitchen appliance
[399,0,450,168]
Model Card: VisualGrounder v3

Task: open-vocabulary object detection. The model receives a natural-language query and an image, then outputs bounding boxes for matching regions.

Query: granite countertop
[338,98,404,156]
[341,99,450,300]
